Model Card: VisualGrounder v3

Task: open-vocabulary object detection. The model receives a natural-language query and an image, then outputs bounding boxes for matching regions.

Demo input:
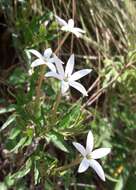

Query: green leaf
[23,136,33,147]
[9,128,21,140]
[45,179,54,190]
[58,102,81,129]
[4,174,15,188]
[0,114,16,131]
[10,136,27,153]
[105,174,118,182]
[0,105,15,114]
[34,161,40,185]
[115,176,124,190]
[47,132,69,153]
[12,158,32,179]
[8,68,28,86]
[0,183,7,190]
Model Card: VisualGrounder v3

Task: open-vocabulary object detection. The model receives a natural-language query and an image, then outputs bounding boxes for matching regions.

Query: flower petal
[44,48,52,59]
[69,81,88,96]
[72,31,81,38]
[91,148,111,159]
[61,81,69,94]
[61,25,71,32]
[48,58,55,63]
[31,58,56,72]
[70,69,92,81]
[31,59,45,68]
[68,19,74,28]
[53,54,65,77]
[55,15,67,26]
[65,54,75,77]
[45,71,62,80]
[86,130,94,154]
[74,27,86,33]
[72,142,86,157]
[89,159,105,181]
[78,158,89,173]
[29,49,43,59]
[45,62,56,72]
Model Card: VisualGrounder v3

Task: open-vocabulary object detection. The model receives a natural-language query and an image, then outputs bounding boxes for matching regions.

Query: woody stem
[53,155,81,174]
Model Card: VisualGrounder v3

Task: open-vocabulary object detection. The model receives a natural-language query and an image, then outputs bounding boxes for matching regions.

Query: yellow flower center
[86,154,92,160]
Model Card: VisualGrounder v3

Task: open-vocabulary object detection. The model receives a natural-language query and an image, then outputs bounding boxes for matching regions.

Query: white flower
[29,48,56,72]
[55,15,86,38]
[45,54,92,96]
[72,131,111,181]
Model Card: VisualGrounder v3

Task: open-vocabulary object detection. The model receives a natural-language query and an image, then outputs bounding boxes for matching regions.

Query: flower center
[86,154,92,160]
[64,75,69,82]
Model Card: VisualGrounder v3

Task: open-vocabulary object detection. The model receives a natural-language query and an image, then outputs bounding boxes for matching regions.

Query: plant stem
[36,64,46,102]
[54,32,69,54]
[52,89,62,121]
[53,155,81,174]
[35,32,69,102]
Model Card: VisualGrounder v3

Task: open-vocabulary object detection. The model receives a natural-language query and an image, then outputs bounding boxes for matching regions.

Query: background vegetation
[0,0,136,189]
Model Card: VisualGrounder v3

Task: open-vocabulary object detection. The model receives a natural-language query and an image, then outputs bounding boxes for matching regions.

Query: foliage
[0,0,136,189]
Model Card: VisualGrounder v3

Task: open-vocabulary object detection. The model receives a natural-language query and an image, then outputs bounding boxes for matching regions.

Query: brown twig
[84,61,135,107]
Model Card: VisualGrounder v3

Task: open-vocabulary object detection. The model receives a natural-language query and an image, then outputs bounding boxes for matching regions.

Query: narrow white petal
[78,158,89,173]
[74,27,86,33]
[31,59,45,68]
[91,148,111,159]
[69,81,88,96]
[45,62,56,72]
[29,49,43,59]
[72,142,86,157]
[53,54,65,77]
[44,48,52,59]
[65,54,75,77]
[48,58,55,63]
[74,32,81,37]
[72,30,82,38]
[61,81,69,94]
[45,71,62,80]
[89,159,105,181]
[70,69,92,81]
[86,130,94,154]
[31,58,56,72]
[61,25,71,32]
[55,15,67,26]
[68,19,74,28]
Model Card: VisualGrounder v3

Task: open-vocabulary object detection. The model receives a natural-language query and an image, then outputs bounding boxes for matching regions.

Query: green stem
[52,89,62,121]
[36,64,46,102]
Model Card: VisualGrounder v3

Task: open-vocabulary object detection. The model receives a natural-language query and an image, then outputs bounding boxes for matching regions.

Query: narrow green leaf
[0,114,16,131]
[47,132,69,153]
[9,128,21,140]
[12,158,32,179]
[10,136,27,153]
[0,105,15,114]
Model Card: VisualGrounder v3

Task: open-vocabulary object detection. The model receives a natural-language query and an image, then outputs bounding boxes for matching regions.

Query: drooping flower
[55,15,86,38]
[45,54,92,96]
[29,48,56,72]
[72,131,111,181]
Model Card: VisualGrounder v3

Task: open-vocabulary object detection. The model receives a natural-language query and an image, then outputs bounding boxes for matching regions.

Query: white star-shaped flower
[45,54,92,96]
[28,48,56,72]
[72,131,111,181]
[55,15,86,38]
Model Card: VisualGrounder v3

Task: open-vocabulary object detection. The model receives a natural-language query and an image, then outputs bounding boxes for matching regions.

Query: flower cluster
[29,49,92,96]
[28,15,111,181]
